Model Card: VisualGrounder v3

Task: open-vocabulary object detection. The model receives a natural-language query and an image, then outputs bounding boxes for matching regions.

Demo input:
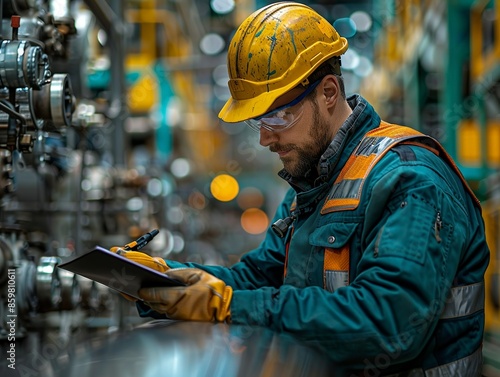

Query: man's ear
[322,75,340,108]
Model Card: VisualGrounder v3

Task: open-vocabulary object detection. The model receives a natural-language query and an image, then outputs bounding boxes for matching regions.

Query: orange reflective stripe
[338,154,376,180]
[323,245,350,290]
[324,246,349,270]
[322,197,359,213]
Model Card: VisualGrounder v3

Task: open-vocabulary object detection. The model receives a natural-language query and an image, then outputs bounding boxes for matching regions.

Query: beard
[273,100,332,178]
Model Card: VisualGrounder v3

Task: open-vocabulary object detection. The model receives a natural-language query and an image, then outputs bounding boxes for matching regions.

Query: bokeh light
[240,208,269,235]
[350,11,372,33]
[200,33,225,55]
[210,0,235,14]
[333,18,357,38]
[210,174,239,202]
[170,158,191,178]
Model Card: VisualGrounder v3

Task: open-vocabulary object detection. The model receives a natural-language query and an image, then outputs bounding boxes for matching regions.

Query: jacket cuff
[229,288,274,327]
[165,260,187,269]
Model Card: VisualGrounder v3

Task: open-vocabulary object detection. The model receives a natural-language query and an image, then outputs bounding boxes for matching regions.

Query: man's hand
[138,268,233,322]
[110,247,169,273]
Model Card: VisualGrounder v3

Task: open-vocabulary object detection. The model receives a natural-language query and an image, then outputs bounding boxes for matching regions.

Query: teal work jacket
[141,95,490,376]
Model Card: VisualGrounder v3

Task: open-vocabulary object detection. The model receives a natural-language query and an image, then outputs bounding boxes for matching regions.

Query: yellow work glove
[138,268,233,322]
[110,247,169,273]
[110,247,169,301]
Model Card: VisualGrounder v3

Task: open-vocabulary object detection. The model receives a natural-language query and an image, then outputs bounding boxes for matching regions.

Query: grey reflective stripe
[324,270,348,292]
[356,136,395,156]
[440,282,485,319]
[385,347,482,377]
[329,178,362,200]
[425,347,483,377]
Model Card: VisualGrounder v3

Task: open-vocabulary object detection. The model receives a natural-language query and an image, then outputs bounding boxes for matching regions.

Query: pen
[117,229,160,254]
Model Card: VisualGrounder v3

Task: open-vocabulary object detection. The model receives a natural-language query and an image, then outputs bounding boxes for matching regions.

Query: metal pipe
[83,0,127,167]
[0,99,26,124]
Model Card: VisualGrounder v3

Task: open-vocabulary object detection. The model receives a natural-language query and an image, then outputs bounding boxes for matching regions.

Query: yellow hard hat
[218,2,348,123]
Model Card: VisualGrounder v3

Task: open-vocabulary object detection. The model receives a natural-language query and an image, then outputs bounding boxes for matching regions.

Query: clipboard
[58,246,184,300]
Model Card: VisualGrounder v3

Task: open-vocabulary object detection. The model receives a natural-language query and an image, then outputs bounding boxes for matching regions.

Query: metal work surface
[53,320,334,377]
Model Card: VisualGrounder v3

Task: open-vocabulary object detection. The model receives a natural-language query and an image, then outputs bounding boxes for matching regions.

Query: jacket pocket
[310,222,358,292]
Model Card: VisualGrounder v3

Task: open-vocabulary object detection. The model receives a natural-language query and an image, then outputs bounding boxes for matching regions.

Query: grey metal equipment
[0,0,111,348]
[0,0,168,362]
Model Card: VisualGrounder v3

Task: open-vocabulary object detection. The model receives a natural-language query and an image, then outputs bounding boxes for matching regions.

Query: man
[118,2,489,375]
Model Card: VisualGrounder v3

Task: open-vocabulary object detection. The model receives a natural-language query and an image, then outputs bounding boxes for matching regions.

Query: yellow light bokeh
[240,208,269,235]
[210,174,239,202]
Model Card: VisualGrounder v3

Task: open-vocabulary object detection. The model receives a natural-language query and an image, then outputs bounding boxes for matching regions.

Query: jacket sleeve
[229,153,487,369]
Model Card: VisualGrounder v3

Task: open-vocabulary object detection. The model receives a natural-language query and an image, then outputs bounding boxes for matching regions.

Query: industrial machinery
[0,0,169,370]
[0,0,83,339]
[0,1,234,375]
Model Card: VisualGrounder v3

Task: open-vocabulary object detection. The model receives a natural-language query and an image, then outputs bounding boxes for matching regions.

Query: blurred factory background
[0,0,499,376]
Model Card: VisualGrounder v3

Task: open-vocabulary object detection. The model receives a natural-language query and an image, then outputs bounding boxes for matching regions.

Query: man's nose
[259,127,277,147]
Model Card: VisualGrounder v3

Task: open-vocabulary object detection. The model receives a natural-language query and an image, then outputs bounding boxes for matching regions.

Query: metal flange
[35,256,62,312]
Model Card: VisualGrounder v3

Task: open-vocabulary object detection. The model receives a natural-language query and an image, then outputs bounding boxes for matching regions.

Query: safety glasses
[245,80,321,133]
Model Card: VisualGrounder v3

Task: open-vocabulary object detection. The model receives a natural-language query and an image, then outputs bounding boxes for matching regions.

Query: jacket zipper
[434,211,442,243]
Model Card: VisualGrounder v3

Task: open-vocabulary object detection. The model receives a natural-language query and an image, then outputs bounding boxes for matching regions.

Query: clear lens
[244,102,304,133]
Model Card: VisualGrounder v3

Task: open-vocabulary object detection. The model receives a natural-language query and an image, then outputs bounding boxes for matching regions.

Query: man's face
[258,82,333,178]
